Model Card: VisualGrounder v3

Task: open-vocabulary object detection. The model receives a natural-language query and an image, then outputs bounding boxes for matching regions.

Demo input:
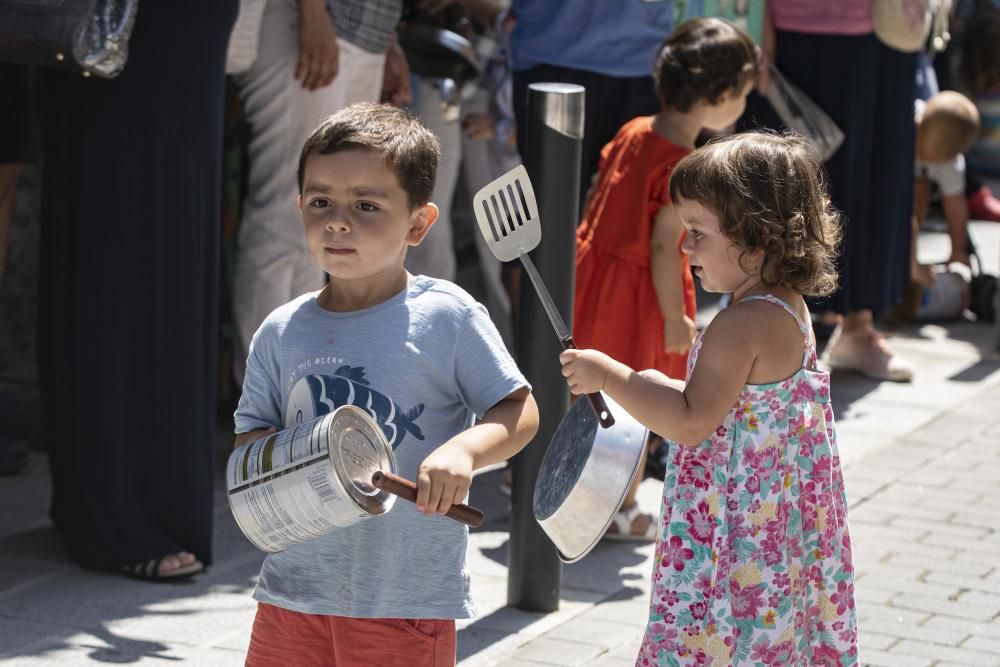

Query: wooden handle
[562,336,616,428]
[371,470,485,528]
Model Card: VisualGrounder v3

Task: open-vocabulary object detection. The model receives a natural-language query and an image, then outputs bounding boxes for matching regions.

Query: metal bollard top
[528,83,585,139]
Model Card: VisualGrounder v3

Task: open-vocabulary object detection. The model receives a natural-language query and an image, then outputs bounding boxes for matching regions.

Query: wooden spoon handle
[371,470,485,528]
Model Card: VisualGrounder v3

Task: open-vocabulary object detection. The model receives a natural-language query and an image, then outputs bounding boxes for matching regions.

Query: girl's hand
[559,348,614,395]
[416,442,475,516]
[663,315,697,355]
[296,0,339,91]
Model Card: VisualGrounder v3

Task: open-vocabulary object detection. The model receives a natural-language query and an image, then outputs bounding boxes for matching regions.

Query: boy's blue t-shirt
[234,276,528,619]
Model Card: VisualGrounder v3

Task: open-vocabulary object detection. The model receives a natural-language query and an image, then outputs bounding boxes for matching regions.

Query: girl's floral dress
[638,295,858,666]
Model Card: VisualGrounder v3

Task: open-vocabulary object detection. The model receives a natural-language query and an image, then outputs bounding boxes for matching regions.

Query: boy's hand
[234,426,278,449]
[559,348,614,395]
[663,315,697,355]
[416,442,475,516]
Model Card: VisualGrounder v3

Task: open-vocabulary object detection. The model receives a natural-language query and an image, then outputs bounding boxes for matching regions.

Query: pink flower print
[727,498,738,512]
[715,425,727,437]
[689,600,709,620]
[663,612,675,624]
[685,624,701,636]
[767,591,783,609]
[746,474,761,494]
[746,414,760,432]
[661,536,694,572]
[773,572,791,589]
[811,644,844,666]
[729,580,765,620]
[769,399,781,412]
[830,580,855,615]
[694,572,715,597]
[686,500,716,545]
[791,379,816,402]
[810,455,832,481]
[833,621,844,631]
[663,590,680,606]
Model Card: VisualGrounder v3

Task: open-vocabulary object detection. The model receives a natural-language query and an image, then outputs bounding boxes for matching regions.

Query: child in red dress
[573,18,760,539]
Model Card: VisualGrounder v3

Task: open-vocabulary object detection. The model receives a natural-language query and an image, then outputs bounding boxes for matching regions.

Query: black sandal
[123,555,204,582]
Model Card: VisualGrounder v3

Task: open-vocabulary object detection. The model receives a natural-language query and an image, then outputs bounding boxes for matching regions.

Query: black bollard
[508,82,584,612]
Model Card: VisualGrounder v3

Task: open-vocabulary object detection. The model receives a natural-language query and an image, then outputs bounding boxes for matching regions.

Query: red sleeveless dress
[574,116,696,379]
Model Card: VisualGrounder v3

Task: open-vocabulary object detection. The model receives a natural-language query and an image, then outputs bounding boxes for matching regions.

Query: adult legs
[232,0,385,381]
[405,78,461,281]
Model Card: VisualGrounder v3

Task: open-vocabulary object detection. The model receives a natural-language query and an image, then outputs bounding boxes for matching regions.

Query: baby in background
[911,90,981,286]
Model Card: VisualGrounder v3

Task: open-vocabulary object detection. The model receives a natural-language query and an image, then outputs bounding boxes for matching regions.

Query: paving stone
[0,637,247,666]
[861,616,968,646]
[0,616,60,656]
[544,616,639,649]
[889,517,989,540]
[512,636,606,666]
[859,576,958,601]
[961,634,1000,656]
[882,553,993,578]
[890,639,1000,665]
[891,593,1000,621]
[856,603,930,625]
[857,648,933,666]
[863,499,955,522]
[923,615,1000,641]
[858,632,898,651]
[923,571,1000,596]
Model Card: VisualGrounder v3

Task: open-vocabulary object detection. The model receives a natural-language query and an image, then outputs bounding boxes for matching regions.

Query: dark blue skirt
[741,31,917,316]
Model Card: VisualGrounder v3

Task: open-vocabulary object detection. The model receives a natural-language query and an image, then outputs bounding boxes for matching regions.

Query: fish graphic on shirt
[286,366,424,449]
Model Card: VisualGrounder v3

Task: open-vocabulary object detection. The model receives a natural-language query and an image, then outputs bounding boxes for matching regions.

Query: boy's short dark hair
[653,17,761,112]
[297,102,440,208]
[670,132,842,297]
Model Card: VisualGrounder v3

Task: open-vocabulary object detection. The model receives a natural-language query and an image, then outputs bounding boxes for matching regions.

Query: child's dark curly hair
[653,17,761,112]
[669,132,842,297]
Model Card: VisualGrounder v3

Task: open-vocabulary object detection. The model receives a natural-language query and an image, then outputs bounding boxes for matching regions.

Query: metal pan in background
[532,395,649,563]
[396,22,481,82]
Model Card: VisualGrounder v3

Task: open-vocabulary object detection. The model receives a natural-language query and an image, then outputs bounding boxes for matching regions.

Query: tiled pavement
[0,224,998,665]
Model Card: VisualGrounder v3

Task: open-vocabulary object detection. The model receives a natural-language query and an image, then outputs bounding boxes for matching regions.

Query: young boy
[911,90,981,286]
[234,102,539,666]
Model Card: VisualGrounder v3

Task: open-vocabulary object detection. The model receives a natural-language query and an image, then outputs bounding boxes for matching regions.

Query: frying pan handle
[562,336,616,428]
[371,470,485,528]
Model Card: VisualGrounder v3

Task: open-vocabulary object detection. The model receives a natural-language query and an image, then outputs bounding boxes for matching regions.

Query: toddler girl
[573,17,760,539]
[562,132,858,665]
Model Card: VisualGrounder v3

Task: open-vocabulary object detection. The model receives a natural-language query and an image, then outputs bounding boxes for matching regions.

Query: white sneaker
[822,326,914,382]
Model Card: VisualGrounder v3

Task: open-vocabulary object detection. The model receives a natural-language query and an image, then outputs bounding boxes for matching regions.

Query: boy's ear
[406,202,439,246]
[297,194,303,212]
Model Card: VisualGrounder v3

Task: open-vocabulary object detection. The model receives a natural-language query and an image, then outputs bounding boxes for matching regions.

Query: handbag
[872,0,952,53]
[969,250,998,323]
[765,65,845,162]
[0,0,138,78]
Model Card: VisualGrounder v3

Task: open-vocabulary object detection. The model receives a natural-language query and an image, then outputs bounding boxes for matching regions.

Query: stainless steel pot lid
[328,406,396,516]
[533,394,649,562]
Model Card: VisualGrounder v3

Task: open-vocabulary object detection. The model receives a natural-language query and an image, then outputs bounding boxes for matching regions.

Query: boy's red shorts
[245,602,457,667]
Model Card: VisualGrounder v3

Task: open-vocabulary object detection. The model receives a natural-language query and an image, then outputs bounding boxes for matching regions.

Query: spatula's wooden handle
[371,470,485,528]
[561,336,616,429]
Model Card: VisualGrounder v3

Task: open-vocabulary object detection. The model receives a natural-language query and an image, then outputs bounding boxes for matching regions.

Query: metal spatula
[473,165,614,428]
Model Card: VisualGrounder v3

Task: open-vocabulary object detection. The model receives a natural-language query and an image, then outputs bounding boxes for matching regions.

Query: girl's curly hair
[653,17,761,112]
[669,132,842,297]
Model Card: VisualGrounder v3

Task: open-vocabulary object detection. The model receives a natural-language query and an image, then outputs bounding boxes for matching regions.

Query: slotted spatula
[473,165,615,428]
